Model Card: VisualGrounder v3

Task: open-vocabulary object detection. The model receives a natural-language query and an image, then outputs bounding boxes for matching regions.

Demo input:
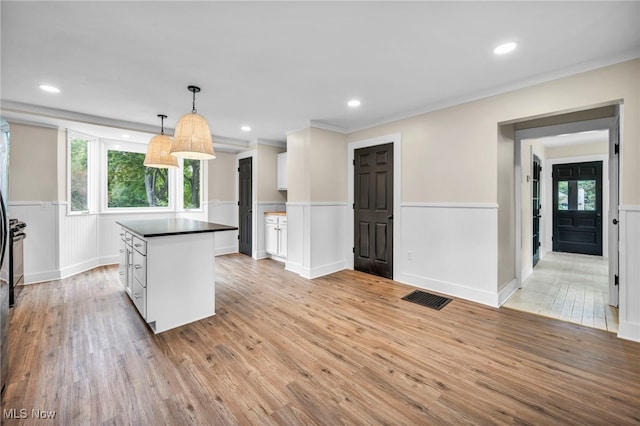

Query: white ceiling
[534,129,609,148]
[1,1,639,148]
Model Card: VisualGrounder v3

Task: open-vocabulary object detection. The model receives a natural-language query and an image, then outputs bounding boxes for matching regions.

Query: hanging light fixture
[171,85,216,160]
[144,114,178,168]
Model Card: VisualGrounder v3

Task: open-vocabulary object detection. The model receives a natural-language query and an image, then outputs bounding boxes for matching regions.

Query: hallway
[504,252,618,332]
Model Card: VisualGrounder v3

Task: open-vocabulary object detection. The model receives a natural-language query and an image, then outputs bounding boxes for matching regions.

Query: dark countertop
[117,219,238,238]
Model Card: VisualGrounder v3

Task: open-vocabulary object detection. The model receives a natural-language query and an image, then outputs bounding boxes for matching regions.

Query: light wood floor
[2,254,640,425]
[503,252,619,332]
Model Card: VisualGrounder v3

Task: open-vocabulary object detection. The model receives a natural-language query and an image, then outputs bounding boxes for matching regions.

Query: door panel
[552,161,602,255]
[238,157,252,256]
[354,143,393,279]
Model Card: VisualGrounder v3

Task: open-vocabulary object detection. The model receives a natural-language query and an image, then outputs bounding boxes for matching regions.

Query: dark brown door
[532,155,542,267]
[552,161,602,255]
[354,143,393,279]
[238,157,252,256]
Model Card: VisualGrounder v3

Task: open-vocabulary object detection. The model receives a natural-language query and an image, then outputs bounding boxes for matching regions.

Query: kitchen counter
[263,211,286,216]
[117,218,237,238]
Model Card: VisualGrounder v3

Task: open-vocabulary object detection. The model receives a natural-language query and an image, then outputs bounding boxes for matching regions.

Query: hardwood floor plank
[2,257,639,425]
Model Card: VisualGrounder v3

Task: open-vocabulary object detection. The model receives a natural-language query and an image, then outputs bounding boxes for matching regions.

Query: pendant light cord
[192,89,197,114]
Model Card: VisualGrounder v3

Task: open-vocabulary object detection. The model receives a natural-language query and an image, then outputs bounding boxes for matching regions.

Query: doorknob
[613,218,619,225]
[388,215,393,220]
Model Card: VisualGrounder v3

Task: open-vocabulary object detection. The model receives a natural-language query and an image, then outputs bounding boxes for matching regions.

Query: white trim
[396,272,500,307]
[254,138,286,148]
[498,278,519,306]
[348,132,402,273]
[618,322,640,342]
[309,120,348,134]
[401,202,499,209]
[620,205,640,211]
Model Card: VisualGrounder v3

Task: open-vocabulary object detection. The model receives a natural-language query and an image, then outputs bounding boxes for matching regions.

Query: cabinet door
[278,217,287,258]
[265,217,279,255]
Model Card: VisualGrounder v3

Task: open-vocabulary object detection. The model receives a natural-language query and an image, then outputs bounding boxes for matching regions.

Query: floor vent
[402,290,452,310]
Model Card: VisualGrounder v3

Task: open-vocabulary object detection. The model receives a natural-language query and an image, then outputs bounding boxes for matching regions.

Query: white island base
[145,232,215,334]
[118,219,237,334]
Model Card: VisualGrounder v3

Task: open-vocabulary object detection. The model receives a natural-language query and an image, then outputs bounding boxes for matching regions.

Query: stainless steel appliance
[0,118,10,396]
[8,219,26,307]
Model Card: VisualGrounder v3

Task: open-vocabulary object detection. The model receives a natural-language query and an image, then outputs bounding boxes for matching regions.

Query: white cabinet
[277,152,287,191]
[265,214,287,261]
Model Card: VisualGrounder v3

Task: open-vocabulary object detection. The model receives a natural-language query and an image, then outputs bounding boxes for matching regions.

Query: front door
[552,161,603,255]
[532,155,542,267]
[354,143,393,279]
[238,157,252,256]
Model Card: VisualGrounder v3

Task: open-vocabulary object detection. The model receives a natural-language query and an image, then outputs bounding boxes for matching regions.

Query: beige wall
[8,122,59,202]
[287,128,311,203]
[347,59,640,205]
[497,124,516,289]
[207,151,236,202]
[310,128,347,202]
[545,141,608,159]
[256,143,286,203]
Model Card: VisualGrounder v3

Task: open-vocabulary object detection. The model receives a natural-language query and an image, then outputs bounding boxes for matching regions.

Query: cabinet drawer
[278,217,287,228]
[132,278,146,319]
[132,235,147,255]
[133,248,146,287]
[266,216,278,225]
[124,232,133,247]
[119,228,127,242]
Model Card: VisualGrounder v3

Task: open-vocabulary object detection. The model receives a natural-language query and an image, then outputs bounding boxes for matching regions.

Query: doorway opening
[506,106,620,333]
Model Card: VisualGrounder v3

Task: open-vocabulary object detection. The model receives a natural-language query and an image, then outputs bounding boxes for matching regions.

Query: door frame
[514,114,620,303]
[236,150,257,258]
[347,133,402,274]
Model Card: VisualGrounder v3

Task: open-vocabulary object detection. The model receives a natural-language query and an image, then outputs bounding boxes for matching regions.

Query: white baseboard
[215,246,238,256]
[498,278,519,306]
[309,261,346,279]
[99,255,118,265]
[59,258,101,280]
[395,272,500,308]
[285,261,308,278]
[24,270,61,285]
[618,321,640,343]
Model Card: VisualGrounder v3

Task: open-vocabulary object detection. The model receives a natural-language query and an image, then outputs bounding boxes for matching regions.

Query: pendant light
[144,114,178,168]
[171,85,216,160]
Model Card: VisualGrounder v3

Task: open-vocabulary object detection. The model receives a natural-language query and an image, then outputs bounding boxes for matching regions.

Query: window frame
[67,131,98,215]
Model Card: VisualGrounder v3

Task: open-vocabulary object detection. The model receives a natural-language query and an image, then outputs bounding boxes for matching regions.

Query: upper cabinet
[277,152,287,191]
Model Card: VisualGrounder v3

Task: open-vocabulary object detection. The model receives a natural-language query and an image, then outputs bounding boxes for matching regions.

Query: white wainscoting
[286,202,347,279]
[618,206,640,342]
[9,202,59,283]
[255,202,286,259]
[11,201,230,284]
[394,203,500,307]
[207,200,238,255]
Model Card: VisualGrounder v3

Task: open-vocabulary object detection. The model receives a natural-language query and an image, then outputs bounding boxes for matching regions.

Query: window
[67,130,206,214]
[557,180,597,211]
[70,137,89,211]
[107,149,169,208]
[183,159,202,209]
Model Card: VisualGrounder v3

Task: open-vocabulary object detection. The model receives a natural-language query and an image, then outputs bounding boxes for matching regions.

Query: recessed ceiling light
[241,125,251,132]
[38,84,60,93]
[493,42,517,55]
[348,99,361,108]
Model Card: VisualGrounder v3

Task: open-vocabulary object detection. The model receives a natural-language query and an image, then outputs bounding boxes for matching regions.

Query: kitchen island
[117,218,237,333]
